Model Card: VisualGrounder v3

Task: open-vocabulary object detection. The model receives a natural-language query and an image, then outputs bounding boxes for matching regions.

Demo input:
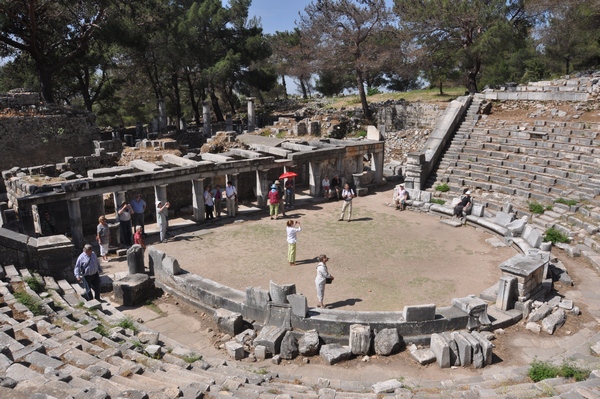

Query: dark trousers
[205,204,214,219]
[83,272,101,301]
[120,220,132,246]
[132,213,145,234]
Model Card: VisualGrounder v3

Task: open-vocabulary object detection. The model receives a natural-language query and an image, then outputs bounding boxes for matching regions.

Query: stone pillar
[192,179,205,222]
[308,161,321,196]
[0,201,7,226]
[67,198,84,251]
[113,191,126,222]
[256,170,269,208]
[355,155,363,174]
[32,205,42,236]
[154,184,168,205]
[203,101,211,137]
[179,117,186,132]
[226,114,233,131]
[371,151,384,183]
[157,98,167,134]
[247,97,256,132]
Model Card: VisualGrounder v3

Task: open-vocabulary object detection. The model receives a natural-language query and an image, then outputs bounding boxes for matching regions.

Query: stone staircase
[0,264,599,398]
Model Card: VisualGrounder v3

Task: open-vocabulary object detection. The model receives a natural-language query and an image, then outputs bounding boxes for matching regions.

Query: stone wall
[377,101,446,133]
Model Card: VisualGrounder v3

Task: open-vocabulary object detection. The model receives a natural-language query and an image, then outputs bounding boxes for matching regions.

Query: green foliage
[24,276,45,294]
[546,205,553,211]
[431,198,446,205]
[529,360,590,382]
[544,228,570,244]
[81,319,89,326]
[556,198,578,206]
[94,324,109,337]
[13,291,44,316]
[528,202,545,214]
[356,130,367,138]
[435,183,450,192]
[183,354,203,364]
[117,317,138,333]
[367,87,381,96]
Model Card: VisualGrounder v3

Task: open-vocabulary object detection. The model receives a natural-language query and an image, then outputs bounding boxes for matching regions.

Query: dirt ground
[151,185,517,311]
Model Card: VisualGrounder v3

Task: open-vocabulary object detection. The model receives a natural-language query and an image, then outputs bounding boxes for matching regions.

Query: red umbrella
[279,171,298,179]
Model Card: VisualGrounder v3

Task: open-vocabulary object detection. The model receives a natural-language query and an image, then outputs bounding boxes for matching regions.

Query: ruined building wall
[377,101,446,132]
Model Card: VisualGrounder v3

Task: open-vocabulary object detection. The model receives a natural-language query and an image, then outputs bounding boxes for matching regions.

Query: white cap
[466,190,472,195]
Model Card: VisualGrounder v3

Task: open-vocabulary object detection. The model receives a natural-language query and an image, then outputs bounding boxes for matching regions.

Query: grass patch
[543,228,570,244]
[556,198,578,206]
[528,202,545,214]
[117,317,138,333]
[144,300,164,315]
[430,198,446,205]
[434,183,450,192]
[529,360,590,382]
[94,324,109,337]
[13,291,45,316]
[183,353,202,363]
[24,276,45,293]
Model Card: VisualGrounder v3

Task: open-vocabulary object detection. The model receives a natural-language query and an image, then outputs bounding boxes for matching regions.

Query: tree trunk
[439,80,444,96]
[355,69,372,120]
[299,79,308,99]
[37,64,54,103]
[209,90,224,122]
[466,58,480,94]
[565,58,570,75]
[172,72,182,128]
[186,73,200,125]
[281,75,288,99]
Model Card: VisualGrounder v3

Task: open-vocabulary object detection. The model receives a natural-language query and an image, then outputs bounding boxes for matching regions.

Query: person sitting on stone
[453,190,473,219]
[393,184,408,211]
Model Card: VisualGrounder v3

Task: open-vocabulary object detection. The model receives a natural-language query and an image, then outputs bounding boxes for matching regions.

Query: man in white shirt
[225,181,237,217]
[339,183,355,222]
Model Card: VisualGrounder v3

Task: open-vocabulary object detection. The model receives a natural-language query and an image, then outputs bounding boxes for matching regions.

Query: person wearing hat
[274,180,285,217]
[268,183,281,220]
[322,176,331,199]
[453,190,472,220]
[394,184,408,211]
[156,199,170,243]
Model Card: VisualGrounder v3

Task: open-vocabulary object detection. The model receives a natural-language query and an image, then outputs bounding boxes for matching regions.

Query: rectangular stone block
[403,304,435,322]
[225,341,244,360]
[286,294,308,318]
[253,325,286,355]
[430,333,450,368]
[112,274,153,306]
[452,331,472,367]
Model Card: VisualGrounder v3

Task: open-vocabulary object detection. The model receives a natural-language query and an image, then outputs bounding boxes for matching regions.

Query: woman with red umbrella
[279,171,297,210]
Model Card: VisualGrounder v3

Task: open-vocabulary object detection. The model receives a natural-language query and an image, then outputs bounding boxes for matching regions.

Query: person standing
[315,254,334,308]
[285,179,294,209]
[74,244,102,301]
[204,185,214,220]
[330,175,341,200]
[268,184,281,220]
[118,201,133,246]
[339,183,355,222]
[286,220,302,265]
[156,200,170,243]
[275,180,286,217]
[131,193,147,236]
[225,181,237,218]
[322,176,330,199]
[212,185,223,218]
[96,216,110,262]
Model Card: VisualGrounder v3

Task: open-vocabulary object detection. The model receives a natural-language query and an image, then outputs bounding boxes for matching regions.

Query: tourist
[212,184,223,218]
[131,193,147,236]
[322,176,330,199]
[330,175,341,200]
[285,179,294,208]
[40,211,57,236]
[394,184,408,211]
[339,183,355,222]
[275,180,285,217]
[118,201,133,246]
[225,181,237,218]
[133,225,146,249]
[286,220,302,265]
[268,184,281,220]
[156,200,170,243]
[74,244,102,301]
[315,254,333,308]
[453,190,473,220]
[204,185,214,220]
[96,216,110,262]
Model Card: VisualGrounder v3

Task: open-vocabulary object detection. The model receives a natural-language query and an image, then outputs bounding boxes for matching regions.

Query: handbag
[325,277,333,284]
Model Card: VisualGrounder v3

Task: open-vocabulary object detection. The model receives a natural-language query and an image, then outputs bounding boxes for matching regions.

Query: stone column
[154,184,168,204]
[203,101,211,137]
[256,170,269,208]
[157,98,167,134]
[247,97,256,132]
[0,201,7,227]
[32,205,42,236]
[113,191,126,222]
[192,179,205,222]
[355,155,363,173]
[67,198,84,251]
[226,114,233,131]
[371,151,384,183]
[308,161,321,196]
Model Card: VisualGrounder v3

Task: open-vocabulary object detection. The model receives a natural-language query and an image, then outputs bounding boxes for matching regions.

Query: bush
[544,228,570,244]
[529,360,590,382]
[117,317,138,333]
[367,87,380,96]
[556,198,578,206]
[528,202,545,214]
[431,198,446,205]
[24,276,45,293]
[435,183,450,192]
